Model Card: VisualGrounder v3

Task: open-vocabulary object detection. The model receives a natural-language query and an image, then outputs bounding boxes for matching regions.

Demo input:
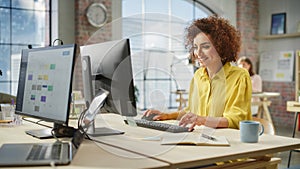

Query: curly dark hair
[185,15,241,65]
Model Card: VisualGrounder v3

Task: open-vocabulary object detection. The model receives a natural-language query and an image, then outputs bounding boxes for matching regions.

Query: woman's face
[238,61,250,71]
[192,32,221,68]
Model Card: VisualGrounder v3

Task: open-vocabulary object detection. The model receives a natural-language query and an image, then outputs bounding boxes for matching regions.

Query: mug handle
[259,123,264,136]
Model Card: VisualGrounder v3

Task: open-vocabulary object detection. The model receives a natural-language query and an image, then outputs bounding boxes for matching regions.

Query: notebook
[160,132,230,146]
[0,130,83,167]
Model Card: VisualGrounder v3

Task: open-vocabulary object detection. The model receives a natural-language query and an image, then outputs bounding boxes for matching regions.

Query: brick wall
[73,0,112,91]
[75,0,112,46]
[237,0,295,128]
[236,0,259,69]
[263,82,295,127]
[263,81,295,127]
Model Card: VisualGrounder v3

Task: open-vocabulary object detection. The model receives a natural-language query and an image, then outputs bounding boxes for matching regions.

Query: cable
[77,109,95,135]
[52,39,64,46]
[77,109,90,136]
[77,109,86,132]
[51,128,61,143]
[74,109,92,147]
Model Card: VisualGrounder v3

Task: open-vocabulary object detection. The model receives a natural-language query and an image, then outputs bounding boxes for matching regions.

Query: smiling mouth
[198,57,208,63]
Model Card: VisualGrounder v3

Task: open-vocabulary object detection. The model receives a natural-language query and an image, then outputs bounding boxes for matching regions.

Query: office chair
[0,93,16,104]
[0,93,16,112]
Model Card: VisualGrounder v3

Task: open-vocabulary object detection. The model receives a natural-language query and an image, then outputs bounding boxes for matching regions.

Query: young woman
[238,56,263,115]
[237,56,262,93]
[144,16,252,130]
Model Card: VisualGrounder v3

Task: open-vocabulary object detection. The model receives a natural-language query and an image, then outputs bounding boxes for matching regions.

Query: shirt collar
[197,62,231,79]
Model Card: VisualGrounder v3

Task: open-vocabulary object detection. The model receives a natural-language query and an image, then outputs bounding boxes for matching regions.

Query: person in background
[144,15,252,130]
[237,56,262,115]
[237,56,262,93]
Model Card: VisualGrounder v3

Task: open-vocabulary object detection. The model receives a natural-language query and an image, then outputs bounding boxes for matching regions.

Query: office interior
[1,0,300,168]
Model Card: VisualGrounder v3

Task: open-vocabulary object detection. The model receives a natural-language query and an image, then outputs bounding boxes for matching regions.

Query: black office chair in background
[0,93,16,105]
[0,89,17,111]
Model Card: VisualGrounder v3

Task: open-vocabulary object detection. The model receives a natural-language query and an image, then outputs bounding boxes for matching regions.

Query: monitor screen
[16,44,77,138]
[80,39,137,118]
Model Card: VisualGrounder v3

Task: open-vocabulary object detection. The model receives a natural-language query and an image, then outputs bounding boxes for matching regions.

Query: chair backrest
[0,93,16,104]
[252,117,275,135]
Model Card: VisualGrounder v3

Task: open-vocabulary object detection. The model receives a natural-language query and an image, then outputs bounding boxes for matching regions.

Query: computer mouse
[141,114,157,121]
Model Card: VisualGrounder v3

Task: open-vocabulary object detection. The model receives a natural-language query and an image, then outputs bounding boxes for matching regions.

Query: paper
[161,133,230,146]
[259,51,294,82]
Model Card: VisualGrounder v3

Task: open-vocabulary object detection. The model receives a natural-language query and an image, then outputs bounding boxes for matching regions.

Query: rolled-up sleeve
[223,70,252,129]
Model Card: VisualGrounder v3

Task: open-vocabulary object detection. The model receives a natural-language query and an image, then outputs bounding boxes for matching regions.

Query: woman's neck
[207,62,223,79]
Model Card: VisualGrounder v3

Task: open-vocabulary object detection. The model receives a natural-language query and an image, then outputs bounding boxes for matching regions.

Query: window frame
[0,0,52,95]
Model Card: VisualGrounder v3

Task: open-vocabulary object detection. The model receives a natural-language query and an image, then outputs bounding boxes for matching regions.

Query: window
[0,0,51,95]
[122,0,214,110]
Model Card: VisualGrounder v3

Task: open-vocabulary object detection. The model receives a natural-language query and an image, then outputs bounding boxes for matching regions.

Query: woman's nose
[194,49,203,58]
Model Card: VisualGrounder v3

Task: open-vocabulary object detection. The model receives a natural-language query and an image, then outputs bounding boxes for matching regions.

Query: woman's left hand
[179,112,204,131]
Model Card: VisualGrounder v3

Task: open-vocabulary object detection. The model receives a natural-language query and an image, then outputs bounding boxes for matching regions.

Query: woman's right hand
[143,109,170,121]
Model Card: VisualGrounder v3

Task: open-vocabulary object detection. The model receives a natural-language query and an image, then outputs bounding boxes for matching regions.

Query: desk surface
[287,101,300,112]
[1,114,300,169]
[0,120,169,169]
[92,114,300,168]
[252,92,280,98]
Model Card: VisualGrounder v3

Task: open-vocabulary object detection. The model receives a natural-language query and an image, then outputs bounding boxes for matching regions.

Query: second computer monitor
[16,44,77,138]
[80,39,137,117]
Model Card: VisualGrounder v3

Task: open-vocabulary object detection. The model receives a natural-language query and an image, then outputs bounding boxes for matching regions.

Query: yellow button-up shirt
[184,63,252,129]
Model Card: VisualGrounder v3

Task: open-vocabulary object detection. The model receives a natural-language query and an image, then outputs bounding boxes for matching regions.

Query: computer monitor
[16,44,77,139]
[80,39,137,136]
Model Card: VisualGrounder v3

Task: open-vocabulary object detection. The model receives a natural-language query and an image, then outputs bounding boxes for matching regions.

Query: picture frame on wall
[271,13,286,35]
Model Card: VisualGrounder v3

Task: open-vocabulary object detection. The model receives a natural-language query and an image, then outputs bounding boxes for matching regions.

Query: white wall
[258,0,300,127]
[259,0,300,52]
[52,0,75,45]
[112,0,122,40]
[200,0,237,26]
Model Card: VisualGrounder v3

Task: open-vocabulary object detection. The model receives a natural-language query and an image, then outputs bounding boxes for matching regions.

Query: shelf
[258,32,300,40]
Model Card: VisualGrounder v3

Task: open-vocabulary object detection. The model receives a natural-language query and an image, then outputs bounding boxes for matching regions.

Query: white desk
[1,114,300,169]
[0,120,169,169]
[91,114,300,168]
[286,101,300,133]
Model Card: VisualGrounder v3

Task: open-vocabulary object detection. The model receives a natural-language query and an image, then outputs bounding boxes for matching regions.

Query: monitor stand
[25,123,76,139]
[86,122,124,137]
[25,128,54,139]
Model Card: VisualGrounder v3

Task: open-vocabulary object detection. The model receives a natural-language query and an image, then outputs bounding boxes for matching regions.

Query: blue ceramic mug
[240,120,264,143]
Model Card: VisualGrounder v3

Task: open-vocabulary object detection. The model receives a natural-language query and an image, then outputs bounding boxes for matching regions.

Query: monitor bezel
[15,44,77,126]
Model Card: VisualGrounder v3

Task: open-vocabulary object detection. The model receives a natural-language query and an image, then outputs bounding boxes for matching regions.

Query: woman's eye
[202,45,210,49]
[192,46,198,50]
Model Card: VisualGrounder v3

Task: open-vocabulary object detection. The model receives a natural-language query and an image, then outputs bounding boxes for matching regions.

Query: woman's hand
[179,112,205,131]
[143,109,170,121]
